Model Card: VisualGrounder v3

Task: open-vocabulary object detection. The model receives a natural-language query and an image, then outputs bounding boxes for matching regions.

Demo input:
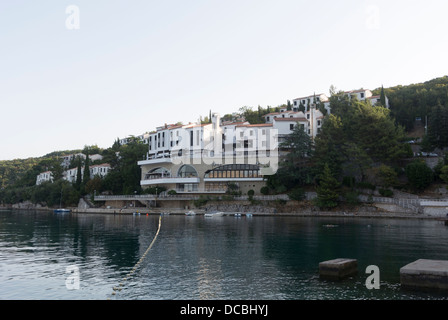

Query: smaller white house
[64,167,79,184]
[89,163,111,178]
[42,163,111,185]
[61,153,85,168]
[292,94,330,108]
[119,133,151,145]
[344,89,390,108]
[36,171,54,185]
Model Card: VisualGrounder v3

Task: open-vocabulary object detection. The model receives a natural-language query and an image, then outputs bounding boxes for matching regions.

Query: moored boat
[204,211,224,217]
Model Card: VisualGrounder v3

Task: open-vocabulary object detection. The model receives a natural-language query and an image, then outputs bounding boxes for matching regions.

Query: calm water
[0,209,448,300]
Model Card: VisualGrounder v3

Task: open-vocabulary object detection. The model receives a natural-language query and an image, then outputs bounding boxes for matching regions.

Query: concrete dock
[400,259,448,291]
[319,258,358,280]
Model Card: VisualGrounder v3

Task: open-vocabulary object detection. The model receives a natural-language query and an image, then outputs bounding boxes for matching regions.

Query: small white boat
[204,211,224,217]
[185,210,196,216]
[234,213,242,217]
[246,213,253,217]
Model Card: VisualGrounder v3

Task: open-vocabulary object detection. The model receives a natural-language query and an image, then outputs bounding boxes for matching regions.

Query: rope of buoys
[110,215,162,298]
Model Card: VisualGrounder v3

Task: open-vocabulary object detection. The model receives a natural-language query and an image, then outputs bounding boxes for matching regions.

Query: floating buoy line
[110,215,162,298]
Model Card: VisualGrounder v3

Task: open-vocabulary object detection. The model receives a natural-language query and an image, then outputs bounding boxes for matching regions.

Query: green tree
[103,137,147,195]
[314,163,341,209]
[276,123,314,189]
[85,175,103,195]
[405,160,433,191]
[380,85,386,106]
[83,152,90,185]
[427,103,448,149]
[439,165,448,184]
[75,156,83,191]
[376,164,398,188]
[313,114,345,179]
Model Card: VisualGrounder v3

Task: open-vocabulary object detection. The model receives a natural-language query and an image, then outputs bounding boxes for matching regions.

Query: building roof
[263,112,280,116]
[90,163,111,168]
[273,117,307,122]
[293,93,328,101]
[240,123,274,127]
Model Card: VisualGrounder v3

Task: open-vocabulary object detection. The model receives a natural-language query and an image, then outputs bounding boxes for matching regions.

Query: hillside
[373,76,448,131]
[2,76,448,192]
[0,149,83,189]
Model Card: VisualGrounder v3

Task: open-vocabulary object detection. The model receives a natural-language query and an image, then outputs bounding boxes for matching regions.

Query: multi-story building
[89,163,111,178]
[119,133,150,145]
[344,89,389,108]
[138,114,279,195]
[36,171,54,185]
[264,108,325,140]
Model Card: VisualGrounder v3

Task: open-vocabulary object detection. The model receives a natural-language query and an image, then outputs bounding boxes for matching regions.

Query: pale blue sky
[1,0,447,160]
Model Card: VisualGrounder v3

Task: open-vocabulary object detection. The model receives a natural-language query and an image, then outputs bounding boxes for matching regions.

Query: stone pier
[319,258,358,280]
[400,259,448,291]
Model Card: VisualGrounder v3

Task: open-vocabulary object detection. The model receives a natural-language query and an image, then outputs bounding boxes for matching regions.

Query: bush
[288,187,305,201]
[193,195,209,208]
[260,186,269,195]
[314,164,341,209]
[355,181,376,191]
[379,188,394,197]
[343,190,360,205]
[167,190,177,195]
[405,160,433,191]
[142,186,167,195]
[342,176,356,188]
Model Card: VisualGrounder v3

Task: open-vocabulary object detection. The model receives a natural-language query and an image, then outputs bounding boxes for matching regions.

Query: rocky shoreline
[0,201,442,220]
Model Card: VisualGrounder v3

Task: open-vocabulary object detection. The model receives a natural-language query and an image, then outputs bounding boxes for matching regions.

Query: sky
[1,0,447,160]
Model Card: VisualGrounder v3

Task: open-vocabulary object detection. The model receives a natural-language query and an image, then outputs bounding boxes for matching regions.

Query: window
[204,164,261,179]
[307,114,310,119]
[178,165,198,178]
[145,167,171,180]
[360,92,364,99]
[266,116,270,122]
[290,124,294,130]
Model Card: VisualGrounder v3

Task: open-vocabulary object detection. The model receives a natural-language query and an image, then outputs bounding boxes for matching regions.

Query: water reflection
[0,211,447,299]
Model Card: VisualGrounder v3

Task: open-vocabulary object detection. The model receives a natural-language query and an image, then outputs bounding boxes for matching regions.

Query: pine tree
[75,156,82,191]
[83,152,90,185]
[314,163,341,209]
[380,85,386,106]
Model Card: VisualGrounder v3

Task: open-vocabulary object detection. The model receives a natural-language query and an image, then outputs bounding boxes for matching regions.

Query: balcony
[140,175,200,186]
[138,153,173,165]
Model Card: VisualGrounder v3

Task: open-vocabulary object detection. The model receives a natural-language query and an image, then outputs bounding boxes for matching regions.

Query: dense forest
[373,76,448,147]
[2,76,448,209]
[0,139,147,207]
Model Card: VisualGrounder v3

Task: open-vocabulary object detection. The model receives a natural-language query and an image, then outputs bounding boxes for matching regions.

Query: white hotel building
[138,114,278,195]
